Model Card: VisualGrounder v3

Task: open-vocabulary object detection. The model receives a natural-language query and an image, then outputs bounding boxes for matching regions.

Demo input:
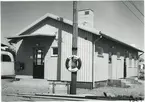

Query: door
[33,47,44,79]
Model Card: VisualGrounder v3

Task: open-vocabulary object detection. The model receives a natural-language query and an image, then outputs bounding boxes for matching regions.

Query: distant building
[8,9,143,88]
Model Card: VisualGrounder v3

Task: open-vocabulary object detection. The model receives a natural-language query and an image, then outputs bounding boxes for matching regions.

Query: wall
[94,35,139,81]
[94,53,109,81]
[126,58,138,77]
[14,18,60,79]
[14,18,93,82]
[15,36,57,79]
[111,55,124,79]
[60,23,93,82]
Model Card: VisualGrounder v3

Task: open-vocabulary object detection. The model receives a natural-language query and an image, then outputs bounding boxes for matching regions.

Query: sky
[1,1,144,50]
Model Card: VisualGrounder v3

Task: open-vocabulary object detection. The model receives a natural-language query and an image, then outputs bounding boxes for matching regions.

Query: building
[7,9,143,88]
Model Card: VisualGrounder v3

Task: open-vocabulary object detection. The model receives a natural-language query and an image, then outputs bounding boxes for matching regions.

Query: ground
[1,77,144,101]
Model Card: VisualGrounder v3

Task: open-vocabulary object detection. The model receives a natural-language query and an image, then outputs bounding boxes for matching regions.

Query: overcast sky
[1,1,144,50]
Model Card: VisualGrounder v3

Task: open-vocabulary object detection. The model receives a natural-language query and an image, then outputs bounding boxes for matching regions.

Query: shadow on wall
[15,36,55,75]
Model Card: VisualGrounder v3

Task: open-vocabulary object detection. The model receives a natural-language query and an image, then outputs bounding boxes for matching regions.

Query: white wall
[94,53,109,81]
[61,29,93,82]
[111,55,124,79]
[126,58,138,77]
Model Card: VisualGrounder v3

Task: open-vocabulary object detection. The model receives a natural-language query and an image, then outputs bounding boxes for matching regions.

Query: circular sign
[65,55,82,72]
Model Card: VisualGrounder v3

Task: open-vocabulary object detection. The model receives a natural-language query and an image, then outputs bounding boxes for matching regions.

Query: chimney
[78,9,94,28]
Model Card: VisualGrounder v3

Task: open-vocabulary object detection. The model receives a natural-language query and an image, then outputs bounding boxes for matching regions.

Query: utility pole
[70,1,78,94]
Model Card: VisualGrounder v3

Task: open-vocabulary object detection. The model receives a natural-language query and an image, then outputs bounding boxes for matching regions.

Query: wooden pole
[70,1,78,94]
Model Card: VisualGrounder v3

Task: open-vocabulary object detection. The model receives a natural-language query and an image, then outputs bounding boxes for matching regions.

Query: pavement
[1,77,145,101]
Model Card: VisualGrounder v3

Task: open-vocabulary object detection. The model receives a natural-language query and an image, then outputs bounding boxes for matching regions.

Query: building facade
[8,9,143,88]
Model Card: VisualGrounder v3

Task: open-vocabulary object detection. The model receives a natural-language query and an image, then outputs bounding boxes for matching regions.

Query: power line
[129,0,144,17]
[121,1,144,24]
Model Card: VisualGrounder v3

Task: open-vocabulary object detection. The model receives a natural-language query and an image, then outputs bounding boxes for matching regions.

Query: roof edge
[99,32,143,52]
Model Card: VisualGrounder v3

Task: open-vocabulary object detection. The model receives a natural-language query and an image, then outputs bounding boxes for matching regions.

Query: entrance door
[33,47,44,79]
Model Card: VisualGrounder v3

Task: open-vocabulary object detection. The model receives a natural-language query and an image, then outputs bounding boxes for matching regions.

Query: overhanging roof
[7,13,143,52]
[7,34,56,40]
[100,32,143,52]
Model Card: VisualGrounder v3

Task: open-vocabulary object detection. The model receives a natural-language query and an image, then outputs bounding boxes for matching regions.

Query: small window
[129,53,132,59]
[109,52,112,63]
[85,11,89,15]
[124,50,128,58]
[52,47,58,56]
[1,54,11,62]
[117,52,120,59]
[134,55,137,60]
[97,47,103,57]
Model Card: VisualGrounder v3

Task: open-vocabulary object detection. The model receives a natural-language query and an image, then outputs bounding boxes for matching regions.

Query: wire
[129,0,144,17]
[121,1,144,24]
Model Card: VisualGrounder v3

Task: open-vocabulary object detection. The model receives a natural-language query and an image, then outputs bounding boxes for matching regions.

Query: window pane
[85,11,89,15]
[97,47,103,55]
[117,52,120,58]
[53,47,58,55]
[1,54,11,62]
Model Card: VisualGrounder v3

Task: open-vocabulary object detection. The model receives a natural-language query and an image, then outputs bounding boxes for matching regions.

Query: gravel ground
[1,78,144,101]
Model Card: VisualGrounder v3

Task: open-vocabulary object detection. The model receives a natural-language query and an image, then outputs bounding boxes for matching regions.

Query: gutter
[92,31,102,88]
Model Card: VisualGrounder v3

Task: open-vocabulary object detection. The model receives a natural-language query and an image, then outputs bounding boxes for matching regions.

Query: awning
[7,34,56,43]
[7,34,56,39]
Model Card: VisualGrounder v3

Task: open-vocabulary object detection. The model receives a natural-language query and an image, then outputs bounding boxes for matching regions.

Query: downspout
[92,31,102,88]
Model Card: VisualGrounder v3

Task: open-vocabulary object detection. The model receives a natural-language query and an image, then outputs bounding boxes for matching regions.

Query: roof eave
[100,32,143,52]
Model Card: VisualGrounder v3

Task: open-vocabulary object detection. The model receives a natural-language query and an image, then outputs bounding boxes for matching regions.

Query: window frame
[117,52,121,60]
[85,11,89,15]
[97,47,104,57]
[1,54,12,62]
[51,47,58,57]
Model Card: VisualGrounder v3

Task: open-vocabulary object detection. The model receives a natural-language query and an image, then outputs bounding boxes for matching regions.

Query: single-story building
[7,9,143,88]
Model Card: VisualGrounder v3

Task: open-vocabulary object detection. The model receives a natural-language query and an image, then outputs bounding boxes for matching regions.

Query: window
[52,47,58,56]
[1,54,11,62]
[109,52,112,63]
[134,55,137,60]
[97,47,103,57]
[129,53,132,59]
[85,11,89,15]
[117,52,120,59]
[124,50,128,58]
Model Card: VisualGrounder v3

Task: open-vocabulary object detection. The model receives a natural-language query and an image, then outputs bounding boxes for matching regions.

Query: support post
[70,1,78,94]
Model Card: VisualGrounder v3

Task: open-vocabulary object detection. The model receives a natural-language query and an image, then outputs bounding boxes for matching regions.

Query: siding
[111,55,124,79]
[94,53,109,81]
[126,58,138,77]
[61,28,93,82]
[15,36,58,80]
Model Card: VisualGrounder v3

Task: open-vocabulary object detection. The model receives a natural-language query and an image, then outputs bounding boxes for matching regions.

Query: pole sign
[65,55,82,72]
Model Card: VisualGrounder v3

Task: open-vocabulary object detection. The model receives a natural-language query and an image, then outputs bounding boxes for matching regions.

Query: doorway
[33,47,45,79]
